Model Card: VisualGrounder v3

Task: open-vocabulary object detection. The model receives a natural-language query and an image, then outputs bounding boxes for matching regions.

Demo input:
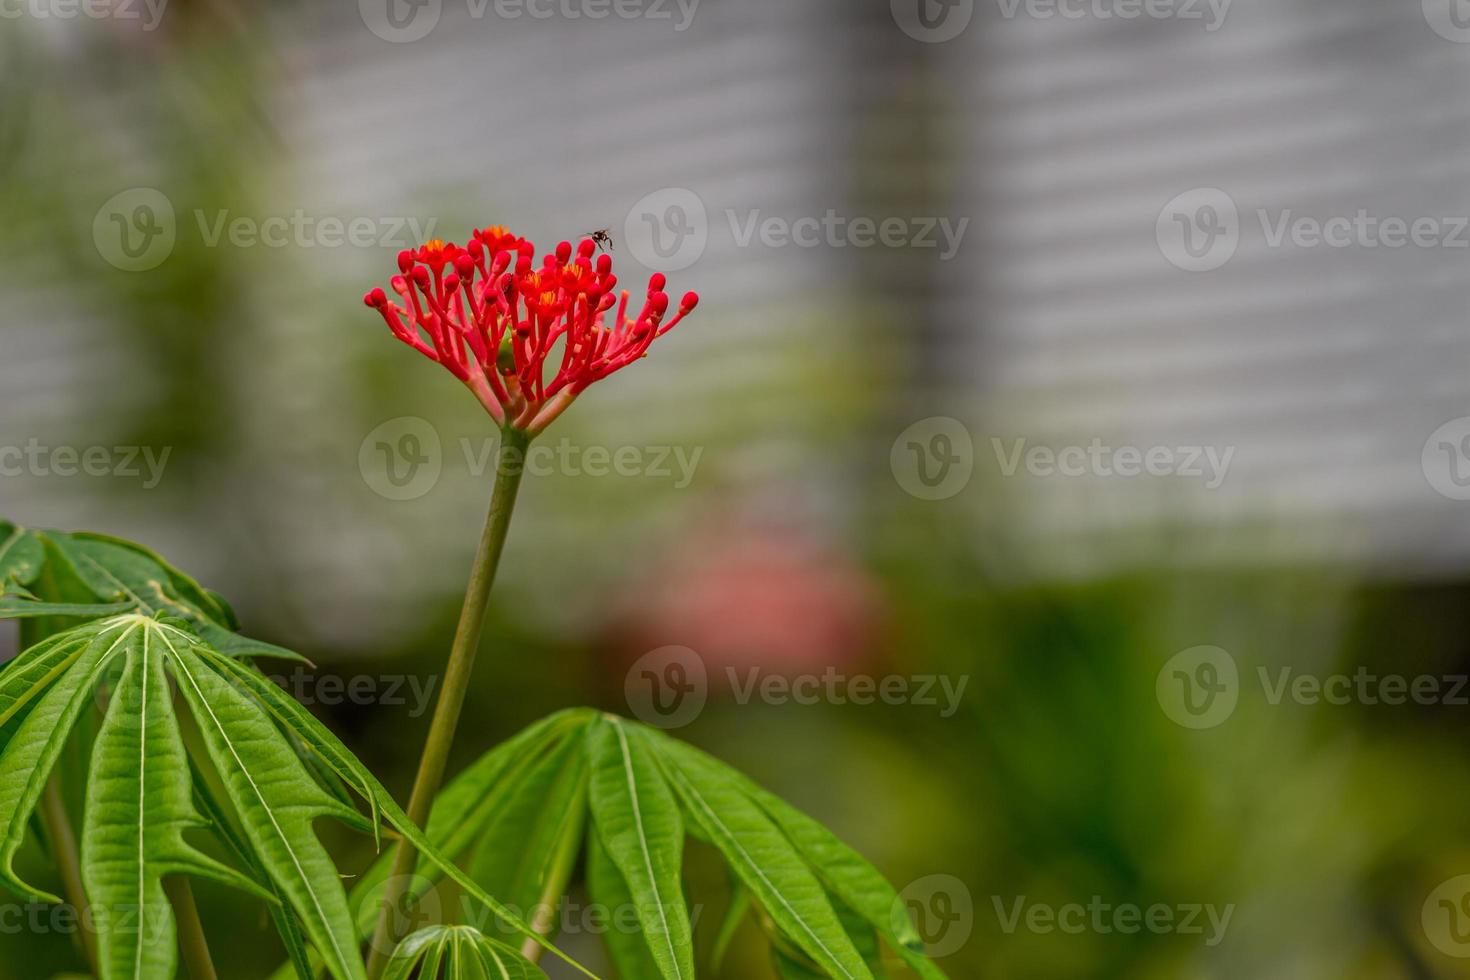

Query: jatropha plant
[0,228,947,980]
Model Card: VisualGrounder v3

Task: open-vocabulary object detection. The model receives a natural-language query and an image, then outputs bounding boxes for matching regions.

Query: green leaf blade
[0,618,139,902]
[586,716,694,980]
[81,623,262,980]
[166,635,367,980]
[643,730,873,980]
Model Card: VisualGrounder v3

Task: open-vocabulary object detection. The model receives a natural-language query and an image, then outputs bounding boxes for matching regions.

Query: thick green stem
[366,427,530,978]
[39,778,97,975]
[163,877,218,980]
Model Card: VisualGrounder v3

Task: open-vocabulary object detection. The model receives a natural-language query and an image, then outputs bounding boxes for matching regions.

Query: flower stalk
[362,229,697,975]
[365,426,529,979]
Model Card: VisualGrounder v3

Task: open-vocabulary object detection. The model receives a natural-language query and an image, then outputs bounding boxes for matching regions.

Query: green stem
[366,427,530,978]
[163,877,218,980]
[519,776,588,963]
[39,778,97,976]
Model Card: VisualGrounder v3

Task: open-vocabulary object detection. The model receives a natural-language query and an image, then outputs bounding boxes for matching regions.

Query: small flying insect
[584,229,614,253]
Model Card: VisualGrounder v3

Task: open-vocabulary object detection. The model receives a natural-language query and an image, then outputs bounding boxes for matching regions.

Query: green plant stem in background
[519,778,588,963]
[163,877,218,980]
[39,779,97,975]
[366,426,531,979]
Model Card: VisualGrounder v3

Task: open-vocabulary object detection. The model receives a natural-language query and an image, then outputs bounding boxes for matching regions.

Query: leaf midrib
[135,629,150,978]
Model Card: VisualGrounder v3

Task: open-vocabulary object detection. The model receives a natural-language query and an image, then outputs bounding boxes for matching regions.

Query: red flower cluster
[365,227,698,433]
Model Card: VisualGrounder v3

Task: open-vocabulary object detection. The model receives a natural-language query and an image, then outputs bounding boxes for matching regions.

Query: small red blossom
[364,228,698,433]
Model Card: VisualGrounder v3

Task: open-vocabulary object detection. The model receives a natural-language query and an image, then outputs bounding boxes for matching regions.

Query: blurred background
[4,0,1470,976]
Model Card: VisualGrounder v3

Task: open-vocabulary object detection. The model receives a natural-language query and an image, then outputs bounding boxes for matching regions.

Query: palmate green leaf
[82,624,267,980]
[163,629,370,980]
[638,729,873,980]
[45,531,303,661]
[198,658,598,978]
[296,709,945,980]
[0,614,376,980]
[585,716,694,980]
[0,522,305,661]
[266,711,592,980]
[382,925,549,980]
